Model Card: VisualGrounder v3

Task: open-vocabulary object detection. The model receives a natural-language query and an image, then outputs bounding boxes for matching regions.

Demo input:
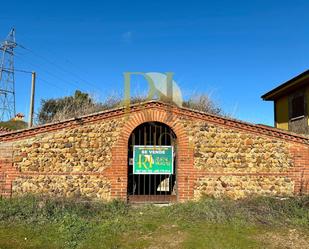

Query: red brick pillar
[289,143,309,194]
[0,142,14,197]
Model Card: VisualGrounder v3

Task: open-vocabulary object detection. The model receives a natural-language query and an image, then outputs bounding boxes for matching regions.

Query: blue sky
[1,0,309,125]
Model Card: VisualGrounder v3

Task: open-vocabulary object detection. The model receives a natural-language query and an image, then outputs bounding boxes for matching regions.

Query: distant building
[262,70,309,134]
[12,113,25,121]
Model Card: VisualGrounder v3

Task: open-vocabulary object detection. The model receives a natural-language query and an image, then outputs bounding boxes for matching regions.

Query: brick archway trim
[106,108,194,202]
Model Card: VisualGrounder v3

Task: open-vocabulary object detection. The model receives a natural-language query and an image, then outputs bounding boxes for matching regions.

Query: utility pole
[28,71,36,127]
[0,28,17,121]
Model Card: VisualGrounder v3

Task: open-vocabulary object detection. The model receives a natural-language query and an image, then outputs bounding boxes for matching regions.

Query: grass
[0,196,308,249]
[0,120,27,131]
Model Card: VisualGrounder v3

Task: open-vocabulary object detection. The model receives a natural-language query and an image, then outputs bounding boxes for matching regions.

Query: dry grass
[0,196,308,249]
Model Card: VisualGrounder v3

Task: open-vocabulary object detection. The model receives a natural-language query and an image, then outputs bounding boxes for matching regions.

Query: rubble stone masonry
[0,102,309,201]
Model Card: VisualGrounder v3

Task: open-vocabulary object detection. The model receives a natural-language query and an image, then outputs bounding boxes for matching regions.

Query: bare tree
[37,90,226,125]
[183,94,224,116]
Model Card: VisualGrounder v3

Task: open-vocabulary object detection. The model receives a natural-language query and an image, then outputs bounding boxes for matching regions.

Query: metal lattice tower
[0,28,16,121]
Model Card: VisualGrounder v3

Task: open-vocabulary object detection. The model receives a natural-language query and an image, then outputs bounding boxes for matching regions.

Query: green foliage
[0,120,27,131]
[0,224,66,249]
[0,196,308,249]
[182,223,262,249]
[38,90,94,124]
[167,196,309,226]
[0,195,128,223]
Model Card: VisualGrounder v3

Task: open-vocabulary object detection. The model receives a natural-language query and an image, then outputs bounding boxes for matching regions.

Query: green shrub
[0,120,27,130]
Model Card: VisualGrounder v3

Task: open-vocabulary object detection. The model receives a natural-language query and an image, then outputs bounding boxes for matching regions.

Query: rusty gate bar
[127,122,177,203]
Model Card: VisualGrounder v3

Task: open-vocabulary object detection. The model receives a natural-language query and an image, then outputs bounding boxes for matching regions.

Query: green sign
[133,146,174,174]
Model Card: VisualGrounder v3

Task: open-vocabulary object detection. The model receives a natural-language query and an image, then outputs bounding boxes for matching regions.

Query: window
[291,94,305,119]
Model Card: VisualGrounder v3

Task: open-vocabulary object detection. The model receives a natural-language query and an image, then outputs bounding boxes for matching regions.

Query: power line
[14,51,100,94]
[3,67,32,74]
[14,52,90,92]
[17,43,105,93]
[38,76,70,92]
[16,39,96,84]
[6,31,112,124]
[0,29,104,123]
[14,54,86,94]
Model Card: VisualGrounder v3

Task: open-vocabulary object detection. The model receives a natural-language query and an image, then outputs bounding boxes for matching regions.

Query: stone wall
[13,119,124,173]
[180,118,300,199]
[0,102,309,201]
[187,121,293,172]
[6,117,125,200]
[12,175,111,200]
[194,176,294,199]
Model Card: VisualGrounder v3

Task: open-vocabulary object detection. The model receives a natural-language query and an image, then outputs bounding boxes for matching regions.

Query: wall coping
[0,126,12,134]
[0,100,308,144]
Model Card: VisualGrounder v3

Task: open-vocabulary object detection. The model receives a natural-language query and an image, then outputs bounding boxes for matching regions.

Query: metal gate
[127,122,177,203]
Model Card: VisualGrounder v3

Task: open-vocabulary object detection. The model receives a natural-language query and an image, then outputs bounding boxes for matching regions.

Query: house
[12,113,25,121]
[262,70,309,134]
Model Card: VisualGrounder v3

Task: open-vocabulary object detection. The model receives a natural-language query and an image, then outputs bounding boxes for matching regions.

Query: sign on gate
[133,146,173,174]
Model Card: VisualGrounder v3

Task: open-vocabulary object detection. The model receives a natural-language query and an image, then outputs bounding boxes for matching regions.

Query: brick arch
[106,108,194,202]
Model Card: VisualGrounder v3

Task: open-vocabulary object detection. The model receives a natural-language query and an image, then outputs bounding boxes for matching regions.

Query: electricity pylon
[0,28,17,121]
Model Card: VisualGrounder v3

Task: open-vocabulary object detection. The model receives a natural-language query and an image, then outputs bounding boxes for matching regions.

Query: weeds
[167,196,309,226]
[0,195,308,249]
